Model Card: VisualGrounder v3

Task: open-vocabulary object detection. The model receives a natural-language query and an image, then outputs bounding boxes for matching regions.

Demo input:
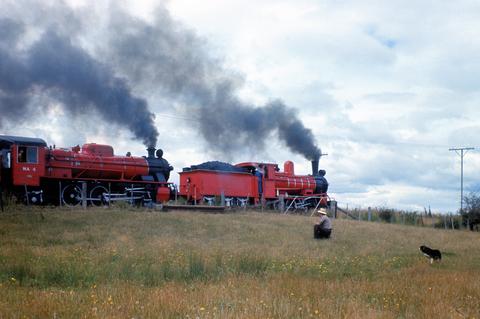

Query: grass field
[0,207,479,318]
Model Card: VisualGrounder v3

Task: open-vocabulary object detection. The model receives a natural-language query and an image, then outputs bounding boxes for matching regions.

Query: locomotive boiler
[0,135,173,206]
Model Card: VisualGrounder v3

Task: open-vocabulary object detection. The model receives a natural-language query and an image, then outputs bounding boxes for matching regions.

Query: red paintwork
[179,161,328,206]
[81,143,114,157]
[178,169,258,202]
[156,186,171,202]
[12,145,45,186]
[45,143,149,180]
[236,162,317,198]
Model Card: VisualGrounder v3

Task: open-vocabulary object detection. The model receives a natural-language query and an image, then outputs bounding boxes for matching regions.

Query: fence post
[0,185,3,212]
[368,207,371,221]
[358,209,361,221]
[24,185,29,206]
[278,195,285,213]
[175,186,178,204]
[444,214,447,229]
[59,181,62,206]
[451,214,455,230]
[329,200,337,219]
[194,186,196,206]
[130,184,134,206]
[81,182,87,209]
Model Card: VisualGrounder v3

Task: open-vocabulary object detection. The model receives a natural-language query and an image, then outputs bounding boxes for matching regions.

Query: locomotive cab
[0,136,47,187]
[0,135,47,204]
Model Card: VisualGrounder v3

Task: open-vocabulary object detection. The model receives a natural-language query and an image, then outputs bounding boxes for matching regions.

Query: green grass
[0,207,479,318]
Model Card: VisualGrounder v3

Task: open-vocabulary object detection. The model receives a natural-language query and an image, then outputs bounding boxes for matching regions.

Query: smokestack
[147,147,155,158]
[311,157,319,176]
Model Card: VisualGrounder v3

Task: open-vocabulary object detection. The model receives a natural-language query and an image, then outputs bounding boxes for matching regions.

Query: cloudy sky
[1,0,480,213]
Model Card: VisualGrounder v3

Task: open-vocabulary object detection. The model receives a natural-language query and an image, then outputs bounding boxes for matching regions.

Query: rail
[336,206,357,219]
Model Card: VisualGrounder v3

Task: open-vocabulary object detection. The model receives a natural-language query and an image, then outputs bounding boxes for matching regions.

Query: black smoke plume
[0,18,158,148]
[103,6,321,160]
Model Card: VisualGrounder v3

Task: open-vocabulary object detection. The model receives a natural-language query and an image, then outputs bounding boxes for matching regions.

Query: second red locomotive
[178,159,329,209]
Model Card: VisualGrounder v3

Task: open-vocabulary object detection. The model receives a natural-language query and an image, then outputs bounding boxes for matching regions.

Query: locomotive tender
[0,135,329,209]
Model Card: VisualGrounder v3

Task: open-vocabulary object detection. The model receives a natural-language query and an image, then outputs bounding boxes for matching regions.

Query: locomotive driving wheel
[61,184,82,207]
[89,185,108,206]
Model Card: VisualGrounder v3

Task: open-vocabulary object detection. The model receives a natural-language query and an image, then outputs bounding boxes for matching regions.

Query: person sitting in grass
[315,208,332,239]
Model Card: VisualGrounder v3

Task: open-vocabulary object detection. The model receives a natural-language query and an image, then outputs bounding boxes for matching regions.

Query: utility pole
[449,147,474,213]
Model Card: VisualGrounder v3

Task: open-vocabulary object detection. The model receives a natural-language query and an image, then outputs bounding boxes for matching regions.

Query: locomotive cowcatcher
[0,135,174,206]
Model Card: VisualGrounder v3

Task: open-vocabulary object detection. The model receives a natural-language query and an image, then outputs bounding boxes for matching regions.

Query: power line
[320,136,456,149]
[449,147,475,213]
[155,113,200,122]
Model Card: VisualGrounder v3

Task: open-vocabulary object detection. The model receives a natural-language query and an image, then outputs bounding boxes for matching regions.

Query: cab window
[18,146,38,164]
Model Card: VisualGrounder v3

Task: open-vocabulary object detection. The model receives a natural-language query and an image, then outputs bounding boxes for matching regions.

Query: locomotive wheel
[236,197,248,207]
[203,196,215,206]
[89,185,108,206]
[61,184,82,207]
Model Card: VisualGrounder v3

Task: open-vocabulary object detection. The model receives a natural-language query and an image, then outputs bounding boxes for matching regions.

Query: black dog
[420,245,442,264]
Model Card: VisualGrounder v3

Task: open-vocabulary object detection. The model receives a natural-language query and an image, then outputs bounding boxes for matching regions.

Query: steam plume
[0,18,158,148]
[104,6,321,160]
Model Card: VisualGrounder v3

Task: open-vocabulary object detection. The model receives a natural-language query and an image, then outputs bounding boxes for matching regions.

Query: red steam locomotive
[0,135,328,209]
[0,135,173,206]
[179,160,329,209]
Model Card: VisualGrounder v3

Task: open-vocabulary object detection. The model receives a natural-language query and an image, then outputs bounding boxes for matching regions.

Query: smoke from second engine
[105,6,321,160]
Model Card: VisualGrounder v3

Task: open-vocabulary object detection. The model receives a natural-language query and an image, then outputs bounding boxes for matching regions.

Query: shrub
[378,208,394,223]
[462,192,480,231]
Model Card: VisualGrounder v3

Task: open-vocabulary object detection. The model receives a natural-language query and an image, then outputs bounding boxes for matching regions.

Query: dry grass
[0,207,479,318]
